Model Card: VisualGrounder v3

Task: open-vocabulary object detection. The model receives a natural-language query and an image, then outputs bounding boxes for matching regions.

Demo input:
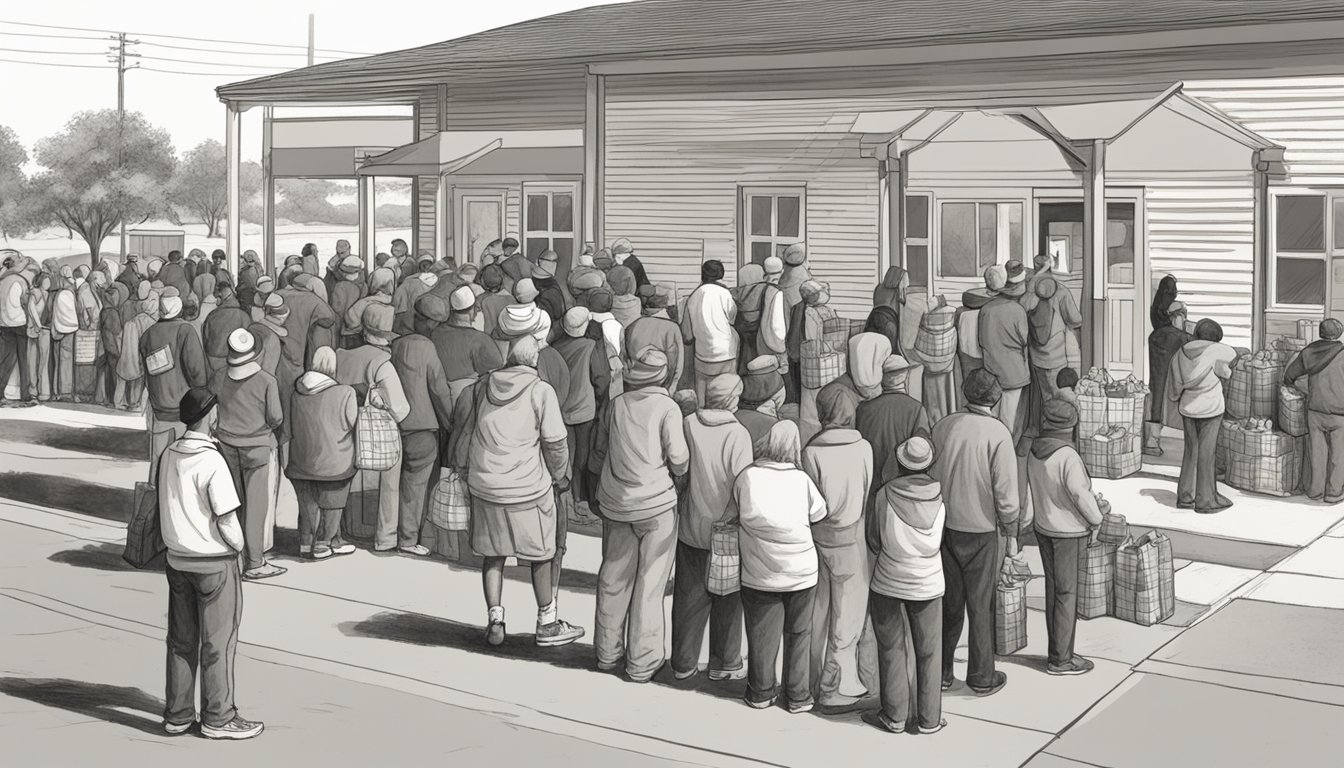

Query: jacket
[870,475,945,601]
[210,367,283,449]
[552,335,609,424]
[467,366,569,504]
[596,386,689,522]
[611,294,642,328]
[801,428,873,547]
[1028,437,1104,538]
[727,462,828,592]
[978,296,1031,389]
[203,296,250,361]
[276,288,336,380]
[432,322,504,382]
[1285,339,1344,416]
[247,321,287,380]
[390,332,455,432]
[856,392,931,493]
[1166,339,1237,419]
[285,371,358,482]
[1148,325,1193,424]
[391,274,434,335]
[680,409,753,549]
[330,279,367,340]
[478,291,512,339]
[624,314,684,389]
[681,282,738,365]
[930,407,1020,535]
[0,271,26,327]
[534,277,568,323]
[335,344,411,423]
[139,318,208,420]
[735,407,778,446]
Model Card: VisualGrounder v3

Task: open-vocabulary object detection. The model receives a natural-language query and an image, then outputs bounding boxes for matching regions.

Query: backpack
[733,282,772,345]
[957,308,982,359]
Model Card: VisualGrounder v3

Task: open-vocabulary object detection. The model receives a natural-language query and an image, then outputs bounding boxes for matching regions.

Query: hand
[554,476,571,493]
[369,388,387,410]
[1006,535,1020,557]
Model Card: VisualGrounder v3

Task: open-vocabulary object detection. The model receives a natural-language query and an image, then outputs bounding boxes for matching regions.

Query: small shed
[127,230,186,261]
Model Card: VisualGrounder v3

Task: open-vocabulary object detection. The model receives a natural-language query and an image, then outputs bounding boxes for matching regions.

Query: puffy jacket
[285,371,358,482]
[1285,340,1344,416]
[869,474,945,601]
[1166,339,1236,419]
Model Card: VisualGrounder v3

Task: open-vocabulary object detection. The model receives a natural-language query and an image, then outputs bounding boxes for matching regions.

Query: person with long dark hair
[1150,275,1178,332]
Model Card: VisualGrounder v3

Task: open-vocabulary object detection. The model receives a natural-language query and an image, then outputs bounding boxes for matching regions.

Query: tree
[0,126,27,240]
[27,110,176,265]
[276,178,340,224]
[167,139,261,237]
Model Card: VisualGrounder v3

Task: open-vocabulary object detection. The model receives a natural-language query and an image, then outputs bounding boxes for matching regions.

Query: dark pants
[870,591,942,729]
[941,528,998,689]
[104,353,120,403]
[0,324,30,401]
[741,585,815,707]
[786,359,801,404]
[219,443,275,571]
[293,478,351,550]
[670,541,744,676]
[165,558,242,728]
[1037,534,1082,666]
[1178,415,1222,510]
[1306,411,1344,502]
[395,429,438,549]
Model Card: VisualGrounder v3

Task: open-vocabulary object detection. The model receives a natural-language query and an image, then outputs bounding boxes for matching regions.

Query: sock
[537,601,557,627]
[488,605,504,625]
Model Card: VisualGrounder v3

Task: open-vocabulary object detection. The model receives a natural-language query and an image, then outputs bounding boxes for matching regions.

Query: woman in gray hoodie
[1166,319,1237,514]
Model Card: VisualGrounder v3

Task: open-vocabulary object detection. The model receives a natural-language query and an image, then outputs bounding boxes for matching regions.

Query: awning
[357,129,585,177]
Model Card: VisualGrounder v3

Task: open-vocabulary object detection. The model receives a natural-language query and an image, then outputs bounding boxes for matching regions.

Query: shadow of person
[1139,487,1181,509]
[0,471,135,523]
[48,542,162,572]
[0,677,166,735]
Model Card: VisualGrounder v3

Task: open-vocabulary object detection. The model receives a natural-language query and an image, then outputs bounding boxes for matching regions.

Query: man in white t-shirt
[158,388,264,741]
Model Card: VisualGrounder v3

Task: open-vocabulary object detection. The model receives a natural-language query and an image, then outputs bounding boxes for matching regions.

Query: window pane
[1005,203,1023,262]
[526,238,550,260]
[1334,198,1344,251]
[750,196,773,237]
[906,195,930,240]
[553,193,574,233]
[940,203,976,277]
[777,196,801,238]
[978,203,998,268]
[1106,203,1136,285]
[750,241,773,265]
[906,245,929,288]
[553,238,573,265]
[526,194,549,232]
[1277,256,1327,305]
[1277,195,1325,251]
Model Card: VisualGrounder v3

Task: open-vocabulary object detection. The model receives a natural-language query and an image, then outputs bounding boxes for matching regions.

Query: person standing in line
[73,267,106,404]
[99,281,128,408]
[733,257,787,377]
[247,294,290,379]
[299,243,320,279]
[801,387,874,709]
[1026,276,1080,440]
[392,257,438,335]
[159,388,264,740]
[212,329,286,581]
[191,271,218,337]
[532,250,569,323]
[977,265,1031,446]
[203,284,251,381]
[593,348,689,683]
[856,355,932,501]
[344,267,396,342]
[726,420,827,714]
[1145,301,1192,456]
[287,347,358,560]
[1167,318,1237,514]
[331,256,368,348]
[116,253,142,296]
[429,288,504,408]
[26,271,53,404]
[671,374,751,683]
[624,287,683,390]
[141,292,208,482]
[681,260,738,404]
[791,281,841,432]
[50,266,80,402]
[551,307,611,512]
[117,294,157,412]
[584,287,626,398]
[607,265,643,329]
[158,251,192,302]
[0,254,37,406]
[473,264,511,339]
[1285,318,1344,503]
[817,332,893,436]
[610,238,650,292]
[735,355,785,445]
[778,243,812,315]
[1028,400,1102,676]
[868,436,947,735]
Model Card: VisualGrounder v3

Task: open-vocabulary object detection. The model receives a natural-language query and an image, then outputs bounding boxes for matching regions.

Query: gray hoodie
[1166,339,1236,419]
[869,474,945,601]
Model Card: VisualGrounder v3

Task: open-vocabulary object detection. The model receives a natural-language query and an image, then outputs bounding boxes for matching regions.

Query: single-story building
[217,0,1344,377]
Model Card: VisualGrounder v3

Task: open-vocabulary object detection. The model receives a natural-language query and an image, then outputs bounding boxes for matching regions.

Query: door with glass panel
[523,183,579,283]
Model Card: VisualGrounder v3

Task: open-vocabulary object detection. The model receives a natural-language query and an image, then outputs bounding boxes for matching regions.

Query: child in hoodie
[867,436,946,735]
[1166,319,1237,513]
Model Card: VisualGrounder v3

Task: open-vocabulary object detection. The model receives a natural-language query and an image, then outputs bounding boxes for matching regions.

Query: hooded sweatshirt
[467,366,569,504]
[286,371,358,482]
[801,428,873,546]
[955,287,993,361]
[1285,339,1344,415]
[211,366,283,448]
[596,386,689,521]
[1166,339,1237,419]
[1028,437,1103,538]
[849,332,892,400]
[930,406,1020,535]
[682,281,738,365]
[978,294,1031,389]
[870,474,945,601]
[680,409,753,549]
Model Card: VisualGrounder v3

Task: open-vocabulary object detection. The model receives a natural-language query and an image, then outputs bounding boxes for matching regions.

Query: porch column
[261,106,275,276]
[1252,149,1272,351]
[358,176,377,270]
[224,101,242,279]
[410,102,420,259]
[885,147,908,278]
[584,71,606,254]
[1081,139,1107,370]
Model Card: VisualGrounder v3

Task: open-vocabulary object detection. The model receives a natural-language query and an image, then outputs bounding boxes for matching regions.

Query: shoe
[242,563,287,580]
[17,399,36,408]
[708,666,747,682]
[872,712,906,733]
[200,715,264,740]
[1176,500,1195,510]
[968,671,1007,697]
[311,547,332,560]
[919,719,949,735]
[163,719,194,735]
[744,693,776,710]
[485,620,506,647]
[673,666,699,681]
[818,692,865,710]
[597,660,620,673]
[398,544,431,557]
[535,619,584,647]
[298,544,312,556]
[330,543,356,556]
[1047,656,1096,676]
[787,700,814,715]
[941,675,956,691]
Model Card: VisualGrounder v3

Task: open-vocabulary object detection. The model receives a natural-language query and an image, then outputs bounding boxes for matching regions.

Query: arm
[1010,307,1031,353]
[538,386,570,487]
[590,339,611,401]
[663,403,690,477]
[719,474,742,526]
[474,336,505,376]
[427,356,455,431]
[206,455,244,552]
[806,475,829,524]
[1060,291,1083,330]
[217,512,245,553]
[181,326,208,388]
[1064,452,1104,528]
[1285,354,1306,383]
[679,292,696,345]
[913,404,932,438]
[1166,355,1184,403]
[989,431,1021,536]
[265,377,284,432]
[375,361,412,423]
[761,288,787,354]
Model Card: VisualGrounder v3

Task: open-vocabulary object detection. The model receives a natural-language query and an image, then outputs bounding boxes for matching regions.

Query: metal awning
[356,129,585,177]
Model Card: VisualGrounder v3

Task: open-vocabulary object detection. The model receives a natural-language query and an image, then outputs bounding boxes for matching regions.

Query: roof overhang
[356,129,585,177]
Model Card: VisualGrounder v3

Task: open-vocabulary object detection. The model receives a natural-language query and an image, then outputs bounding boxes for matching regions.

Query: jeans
[741,585,815,707]
[104,353,121,404]
[165,557,242,728]
[27,329,50,401]
[1306,411,1344,502]
[0,324,30,401]
[941,528,999,689]
[219,443,276,571]
[811,537,873,700]
[50,332,73,398]
[1178,415,1222,510]
[394,430,438,549]
[870,591,942,729]
[1037,534,1082,666]
[294,478,351,550]
[670,541,743,676]
[595,509,678,681]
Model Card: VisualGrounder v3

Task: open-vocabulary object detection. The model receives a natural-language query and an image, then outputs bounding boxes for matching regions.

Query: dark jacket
[621,254,651,291]
[856,391,931,511]
[99,306,123,360]
[276,288,336,381]
[734,407,778,446]
[202,296,251,378]
[539,345,572,419]
[139,317,207,421]
[431,322,503,382]
[552,334,609,424]
[115,266,140,296]
[330,279,366,341]
[158,262,191,301]
[1148,325,1193,423]
[1285,339,1344,416]
[978,295,1031,390]
[210,367,283,449]
[285,371,358,482]
[534,277,568,324]
[390,332,455,432]
[624,314,683,389]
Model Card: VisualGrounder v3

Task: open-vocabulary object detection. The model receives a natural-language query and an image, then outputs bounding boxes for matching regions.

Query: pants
[26,329,50,401]
[394,430,438,549]
[566,421,596,503]
[0,324,30,401]
[374,456,402,549]
[1037,534,1082,666]
[693,359,736,406]
[1178,415,1222,510]
[1307,411,1344,502]
[148,411,186,484]
[871,591,942,729]
[75,358,101,401]
[786,358,801,404]
[51,333,74,398]
[219,443,276,571]
[104,353,121,404]
[941,528,999,689]
[742,585,815,707]
[811,537,872,700]
[294,479,350,550]
[165,558,242,728]
[670,541,744,676]
[123,377,146,410]
[1028,365,1062,439]
[995,385,1027,446]
[595,509,678,681]
[799,386,822,446]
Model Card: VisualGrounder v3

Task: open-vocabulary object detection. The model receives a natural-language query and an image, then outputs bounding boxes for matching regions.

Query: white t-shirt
[159,432,240,568]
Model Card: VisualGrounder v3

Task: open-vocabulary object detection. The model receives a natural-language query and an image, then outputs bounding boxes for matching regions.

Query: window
[522,184,577,265]
[938,200,1022,278]
[904,193,931,288]
[740,186,806,266]
[1272,194,1327,308]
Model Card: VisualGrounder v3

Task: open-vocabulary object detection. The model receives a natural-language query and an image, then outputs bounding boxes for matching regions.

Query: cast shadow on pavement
[47,542,160,572]
[0,677,166,735]
[0,472,134,523]
[1139,487,1181,509]
[0,420,146,461]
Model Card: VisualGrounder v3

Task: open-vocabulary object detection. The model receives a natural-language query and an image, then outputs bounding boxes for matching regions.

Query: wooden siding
[415,86,439,256]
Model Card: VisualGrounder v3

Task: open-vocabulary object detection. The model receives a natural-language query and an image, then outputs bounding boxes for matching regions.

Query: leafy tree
[0,126,27,240]
[167,139,261,237]
[27,110,176,265]
[276,178,340,224]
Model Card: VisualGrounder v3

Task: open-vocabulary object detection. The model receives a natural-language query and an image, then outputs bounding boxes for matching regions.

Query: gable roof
[219,0,1344,102]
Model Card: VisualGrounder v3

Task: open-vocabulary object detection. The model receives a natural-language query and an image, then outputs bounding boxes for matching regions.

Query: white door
[456,190,507,265]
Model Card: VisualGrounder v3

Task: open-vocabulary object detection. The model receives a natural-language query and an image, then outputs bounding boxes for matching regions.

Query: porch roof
[356,129,584,177]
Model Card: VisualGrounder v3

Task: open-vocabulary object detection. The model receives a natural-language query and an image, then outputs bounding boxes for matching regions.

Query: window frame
[738,184,807,268]
[904,191,932,287]
[934,197,1026,280]
[1269,189,1330,312]
[521,182,580,260]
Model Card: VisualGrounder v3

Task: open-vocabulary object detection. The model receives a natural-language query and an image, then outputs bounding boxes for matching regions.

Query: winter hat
[369,267,396,295]
[673,389,700,416]
[607,266,636,296]
[610,238,634,256]
[737,263,765,287]
[592,249,615,270]
[1006,260,1026,284]
[896,436,935,473]
[799,280,829,306]
[1056,367,1080,390]
[534,250,558,278]
[1321,319,1344,340]
[585,287,614,313]
[762,256,784,278]
[362,304,395,346]
[227,328,259,366]
[880,354,912,392]
[562,306,591,338]
[783,243,806,267]
[963,368,1003,407]
[849,333,892,397]
[479,263,505,291]
[457,264,479,283]
[160,295,184,320]
[513,278,539,304]
[983,265,1008,293]
[339,255,363,275]
[623,346,669,388]
[178,387,218,426]
[640,284,670,310]
[1042,398,1080,435]
[262,293,290,328]
[414,293,451,324]
[817,383,858,428]
[741,355,784,406]
[570,271,605,292]
[704,374,744,411]
[1035,275,1058,299]
[498,304,550,341]
[449,285,476,312]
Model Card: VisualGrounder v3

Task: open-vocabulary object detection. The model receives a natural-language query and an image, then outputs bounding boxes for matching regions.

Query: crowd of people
[3,238,1157,739]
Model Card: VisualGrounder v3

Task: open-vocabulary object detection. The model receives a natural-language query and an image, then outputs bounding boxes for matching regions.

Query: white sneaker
[163,719,194,735]
[708,666,747,682]
[201,715,264,740]
[398,544,431,557]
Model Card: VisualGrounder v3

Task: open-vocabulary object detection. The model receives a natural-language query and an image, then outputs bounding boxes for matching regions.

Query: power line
[138,54,314,70]
[0,29,105,41]
[139,66,277,77]
[0,46,106,55]
[136,38,343,58]
[0,18,371,55]
[0,56,109,69]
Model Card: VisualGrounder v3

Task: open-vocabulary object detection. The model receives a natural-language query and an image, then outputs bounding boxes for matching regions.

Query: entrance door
[456,190,507,265]
[1035,191,1147,377]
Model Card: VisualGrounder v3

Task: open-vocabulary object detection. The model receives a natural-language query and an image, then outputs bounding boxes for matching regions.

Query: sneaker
[242,563,287,580]
[330,543,356,556]
[871,712,906,733]
[708,666,747,682]
[1176,500,1196,510]
[673,666,699,681]
[787,700,814,715]
[311,547,333,560]
[919,719,949,735]
[535,619,584,647]
[941,675,956,691]
[818,692,865,710]
[485,620,506,647]
[200,715,264,740]
[398,544,431,557]
[744,693,776,710]
[163,719,194,735]
[1047,656,1096,676]
[1198,496,1233,514]
[597,660,620,673]
[968,671,1007,697]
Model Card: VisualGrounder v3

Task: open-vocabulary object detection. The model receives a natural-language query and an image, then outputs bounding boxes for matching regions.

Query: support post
[224,102,242,279]
[436,177,450,262]
[358,176,377,270]
[1081,139,1107,371]
[583,71,606,254]
[410,102,420,259]
[885,150,905,277]
[261,106,275,275]
[1252,150,1271,351]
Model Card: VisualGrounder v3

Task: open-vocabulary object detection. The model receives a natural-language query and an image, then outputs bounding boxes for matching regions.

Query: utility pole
[307,14,315,66]
[107,33,140,262]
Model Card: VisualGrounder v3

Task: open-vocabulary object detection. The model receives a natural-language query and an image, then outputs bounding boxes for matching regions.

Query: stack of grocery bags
[1076,368,1148,479]
[1077,507,1176,626]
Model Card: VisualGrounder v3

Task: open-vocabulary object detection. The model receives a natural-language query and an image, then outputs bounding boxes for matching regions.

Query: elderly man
[1286,318,1344,503]
[431,286,505,406]
[978,265,1031,445]
[682,260,738,405]
[158,251,192,301]
[203,284,251,381]
[610,237,650,291]
[392,259,438,335]
[141,291,209,481]
[857,355,932,498]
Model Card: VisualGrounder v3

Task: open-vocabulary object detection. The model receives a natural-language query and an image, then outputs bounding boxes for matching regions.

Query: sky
[0,0,628,168]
